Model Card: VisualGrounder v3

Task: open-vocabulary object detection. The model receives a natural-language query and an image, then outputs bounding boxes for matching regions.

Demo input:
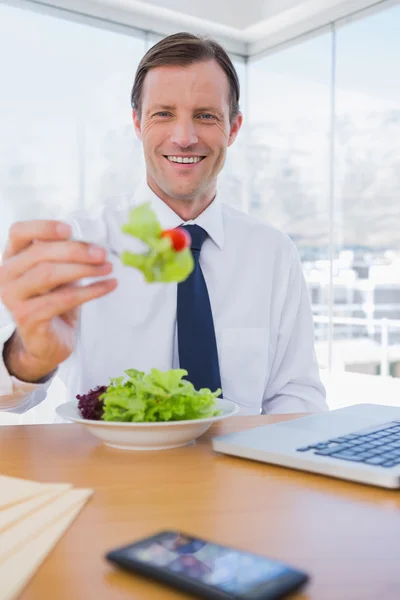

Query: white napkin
[0,475,92,600]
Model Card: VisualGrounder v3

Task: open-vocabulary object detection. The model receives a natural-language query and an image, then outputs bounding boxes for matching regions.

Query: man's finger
[2,220,72,259]
[0,240,107,284]
[1,262,113,307]
[13,279,118,331]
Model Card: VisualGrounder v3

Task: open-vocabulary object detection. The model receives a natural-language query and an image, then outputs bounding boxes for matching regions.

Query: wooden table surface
[1,414,400,600]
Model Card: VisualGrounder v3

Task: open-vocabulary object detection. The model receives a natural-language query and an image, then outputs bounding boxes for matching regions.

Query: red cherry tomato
[160,228,191,252]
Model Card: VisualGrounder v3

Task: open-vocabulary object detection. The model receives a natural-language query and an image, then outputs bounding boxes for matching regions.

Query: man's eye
[198,113,216,120]
[154,112,171,117]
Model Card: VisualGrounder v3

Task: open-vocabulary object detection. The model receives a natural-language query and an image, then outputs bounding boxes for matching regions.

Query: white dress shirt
[0,182,327,416]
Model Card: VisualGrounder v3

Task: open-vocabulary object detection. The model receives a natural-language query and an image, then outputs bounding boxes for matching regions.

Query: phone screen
[124,532,294,596]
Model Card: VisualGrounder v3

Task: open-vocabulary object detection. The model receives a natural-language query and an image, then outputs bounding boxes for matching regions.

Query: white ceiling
[26,0,388,55]
[131,0,379,32]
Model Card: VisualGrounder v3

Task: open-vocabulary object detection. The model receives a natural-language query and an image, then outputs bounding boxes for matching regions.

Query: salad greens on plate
[120,203,194,283]
[77,368,222,423]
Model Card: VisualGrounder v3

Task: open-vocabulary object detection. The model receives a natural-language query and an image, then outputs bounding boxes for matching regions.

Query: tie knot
[182,224,208,253]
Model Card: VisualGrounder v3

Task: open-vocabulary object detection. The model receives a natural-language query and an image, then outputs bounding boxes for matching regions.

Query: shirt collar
[132,181,224,250]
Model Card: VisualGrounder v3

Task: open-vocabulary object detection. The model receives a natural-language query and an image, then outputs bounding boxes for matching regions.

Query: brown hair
[131,32,240,123]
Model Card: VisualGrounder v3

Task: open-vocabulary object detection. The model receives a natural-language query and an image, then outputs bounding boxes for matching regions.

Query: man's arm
[262,242,328,414]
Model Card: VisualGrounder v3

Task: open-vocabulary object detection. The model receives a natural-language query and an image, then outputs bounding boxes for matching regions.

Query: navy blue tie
[177,225,222,395]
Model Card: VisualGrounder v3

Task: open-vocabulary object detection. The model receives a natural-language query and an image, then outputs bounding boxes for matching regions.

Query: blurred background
[1,0,400,423]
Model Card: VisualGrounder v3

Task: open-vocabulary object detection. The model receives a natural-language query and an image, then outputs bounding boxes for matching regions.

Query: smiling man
[133,57,241,221]
[0,32,327,416]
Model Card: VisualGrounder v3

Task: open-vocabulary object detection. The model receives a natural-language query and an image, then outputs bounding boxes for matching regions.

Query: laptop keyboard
[297,420,400,468]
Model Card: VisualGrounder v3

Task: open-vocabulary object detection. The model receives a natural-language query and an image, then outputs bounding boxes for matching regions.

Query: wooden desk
[1,415,399,600]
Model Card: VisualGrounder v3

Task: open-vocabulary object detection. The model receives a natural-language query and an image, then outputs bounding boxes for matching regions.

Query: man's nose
[170,119,198,147]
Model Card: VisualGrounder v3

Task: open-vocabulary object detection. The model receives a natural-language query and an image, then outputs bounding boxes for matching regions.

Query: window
[0,4,146,251]
[247,2,400,407]
[333,4,400,377]
[247,32,332,345]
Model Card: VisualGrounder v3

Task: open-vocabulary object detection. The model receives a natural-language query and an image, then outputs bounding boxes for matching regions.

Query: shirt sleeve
[262,240,328,415]
[0,319,56,413]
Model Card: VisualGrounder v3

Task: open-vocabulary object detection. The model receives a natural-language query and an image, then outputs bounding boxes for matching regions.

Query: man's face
[133,60,242,205]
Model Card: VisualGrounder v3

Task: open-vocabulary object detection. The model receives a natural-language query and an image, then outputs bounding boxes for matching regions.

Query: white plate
[56,399,239,451]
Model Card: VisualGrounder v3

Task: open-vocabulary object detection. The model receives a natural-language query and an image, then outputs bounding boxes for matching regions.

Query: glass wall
[0,3,146,251]
[333,5,400,379]
[247,32,332,346]
[247,2,400,407]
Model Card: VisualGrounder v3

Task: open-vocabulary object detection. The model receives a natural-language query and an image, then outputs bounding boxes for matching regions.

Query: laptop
[212,404,400,489]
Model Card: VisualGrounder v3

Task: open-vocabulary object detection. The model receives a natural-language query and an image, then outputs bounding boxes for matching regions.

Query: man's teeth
[167,156,203,164]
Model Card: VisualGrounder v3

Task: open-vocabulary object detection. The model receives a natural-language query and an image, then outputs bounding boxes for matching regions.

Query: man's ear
[132,109,142,141]
[227,112,243,147]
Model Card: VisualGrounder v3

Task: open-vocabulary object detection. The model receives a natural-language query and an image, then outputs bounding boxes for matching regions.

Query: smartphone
[105,530,309,600]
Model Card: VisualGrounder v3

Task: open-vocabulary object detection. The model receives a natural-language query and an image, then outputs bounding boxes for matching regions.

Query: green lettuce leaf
[121,202,161,242]
[100,368,221,422]
[120,203,194,283]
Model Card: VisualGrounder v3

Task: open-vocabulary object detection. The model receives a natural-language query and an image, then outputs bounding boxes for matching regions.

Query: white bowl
[55,399,239,451]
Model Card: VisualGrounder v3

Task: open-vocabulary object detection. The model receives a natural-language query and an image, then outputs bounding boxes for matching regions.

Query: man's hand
[0,220,117,382]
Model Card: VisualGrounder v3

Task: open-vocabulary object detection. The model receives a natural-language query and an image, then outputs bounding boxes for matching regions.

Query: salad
[77,368,222,423]
[120,203,194,282]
